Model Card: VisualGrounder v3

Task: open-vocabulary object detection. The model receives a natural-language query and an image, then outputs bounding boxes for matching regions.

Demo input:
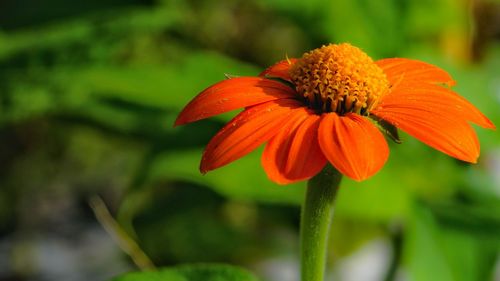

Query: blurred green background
[0,0,499,280]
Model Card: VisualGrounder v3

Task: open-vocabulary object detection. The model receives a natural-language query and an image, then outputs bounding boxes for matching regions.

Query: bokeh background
[0,0,499,280]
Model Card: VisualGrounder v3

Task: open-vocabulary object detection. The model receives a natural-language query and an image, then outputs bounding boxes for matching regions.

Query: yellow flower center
[289,43,389,115]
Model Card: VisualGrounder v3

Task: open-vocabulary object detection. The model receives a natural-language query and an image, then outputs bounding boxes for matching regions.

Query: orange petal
[175,77,297,126]
[371,104,480,163]
[259,58,298,82]
[376,58,455,88]
[262,110,327,184]
[200,99,303,173]
[374,82,495,129]
[318,113,389,181]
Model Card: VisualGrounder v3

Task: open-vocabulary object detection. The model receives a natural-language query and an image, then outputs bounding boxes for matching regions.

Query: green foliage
[118,180,299,264]
[405,201,499,281]
[112,264,259,281]
[146,148,304,204]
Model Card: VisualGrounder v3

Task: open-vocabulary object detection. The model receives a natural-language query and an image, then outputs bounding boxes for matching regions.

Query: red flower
[175,43,495,184]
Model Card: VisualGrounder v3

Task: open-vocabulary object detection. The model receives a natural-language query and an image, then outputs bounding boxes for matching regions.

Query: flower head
[290,44,389,115]
[175,43,495,184]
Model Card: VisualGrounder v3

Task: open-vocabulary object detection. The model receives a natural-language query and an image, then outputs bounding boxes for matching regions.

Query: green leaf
[146,148,305,205]
[405,204,455,281]
[125,183,251,263]
[112,270,184,281]
[74,52,259,111]
[404,202,499,281]
[321,0,403,57]
[0,5,182,60]
[111,264,259,281]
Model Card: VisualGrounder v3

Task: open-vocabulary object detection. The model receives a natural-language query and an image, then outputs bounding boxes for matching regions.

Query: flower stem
[300,165,342,281]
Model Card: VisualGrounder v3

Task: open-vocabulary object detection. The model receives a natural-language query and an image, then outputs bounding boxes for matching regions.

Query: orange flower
[175,43,495,184]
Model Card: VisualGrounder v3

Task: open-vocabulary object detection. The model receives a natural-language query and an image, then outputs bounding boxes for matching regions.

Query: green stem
[300,165,342,281]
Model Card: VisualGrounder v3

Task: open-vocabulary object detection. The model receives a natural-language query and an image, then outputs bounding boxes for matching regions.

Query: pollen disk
[290,43,389,115]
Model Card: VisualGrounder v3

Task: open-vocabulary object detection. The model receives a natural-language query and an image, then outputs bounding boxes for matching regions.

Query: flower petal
[376,58,455,87]
[373,82,495,129]
[259,58,298,82]
[318,113,389,181]
[262,110,327,184]
[371,103,480,163]
[175,77,297,126]
[201,99,303,173]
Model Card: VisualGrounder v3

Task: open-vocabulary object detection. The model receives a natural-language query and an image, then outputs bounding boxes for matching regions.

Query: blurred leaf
[120,182,298,264]
[405,204,457,281]
[405,201,499,281]
[404,0,465,37]
[146,148,304,205]
[75,52,259,111]
[328,218,384,259]
[430,199,500,239]
[0,1,260,128]
[0,5,182,60]
[111,264,259,281]
[258,0,324,15]
[0,47,258,126]
[129,183,247,263]
[322,0,402,57]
